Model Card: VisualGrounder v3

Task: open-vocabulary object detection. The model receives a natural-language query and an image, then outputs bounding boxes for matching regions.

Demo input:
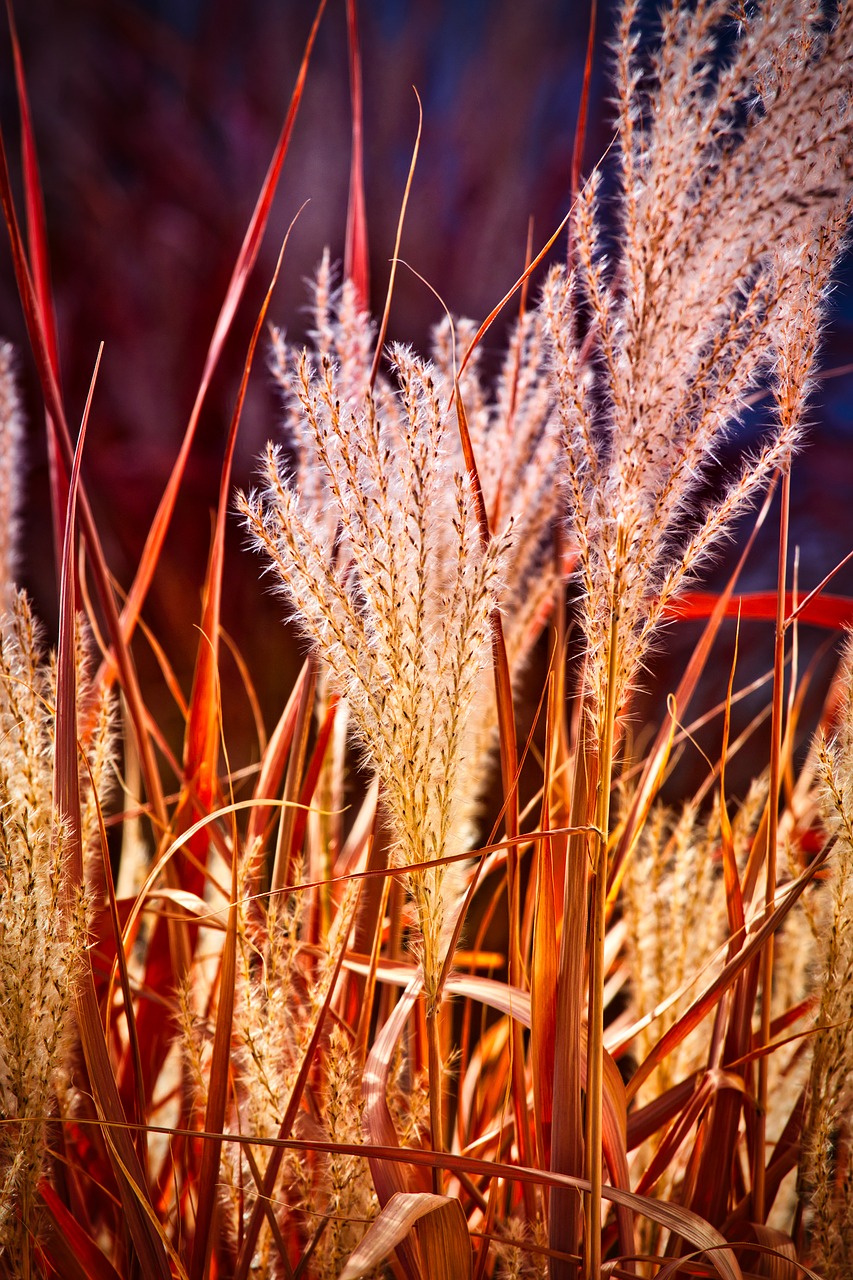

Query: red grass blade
[38,1181,122,1280]
[6,0,66,575]
[54,352,172,1278]
[719,620,746,938]
[117,0,328,649]
[344,0,370,308]
[568,0,597,261]
[246,657,311,848]
[180,211,300,836]
[666,590,853,630]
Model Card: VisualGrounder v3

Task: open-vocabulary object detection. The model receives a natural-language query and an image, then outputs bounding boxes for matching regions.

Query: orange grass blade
[118,2,327,648]
[340,1193,472,1280]
[550,707,594,1275]
[189,832,239,1280]
[531,673,558,1168]
[719,618,746,938]
[627,1073,702,1150]
[269,651,318,895]
[246,656,311,854]
[344,0,369,308]
[454,378,534,1209]
[180,213,299,839]
[410,1196,473,1279]
[146,217,301,1114]
[288,684,340,879]
[455,208,572,389]
[54,354,172,1278]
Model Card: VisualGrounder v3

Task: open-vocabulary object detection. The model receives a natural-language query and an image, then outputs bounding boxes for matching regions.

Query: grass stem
[585,592,620,1280]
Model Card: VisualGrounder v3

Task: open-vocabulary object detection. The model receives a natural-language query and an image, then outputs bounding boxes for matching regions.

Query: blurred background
[0,0,851,799]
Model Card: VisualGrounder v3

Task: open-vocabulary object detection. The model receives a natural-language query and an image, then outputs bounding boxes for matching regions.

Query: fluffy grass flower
[243,329,515,1015]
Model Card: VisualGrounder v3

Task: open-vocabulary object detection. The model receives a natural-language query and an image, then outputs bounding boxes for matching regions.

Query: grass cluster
[1,1,853,1277]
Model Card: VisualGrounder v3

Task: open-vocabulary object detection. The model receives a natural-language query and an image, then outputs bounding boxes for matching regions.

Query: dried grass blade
[363,978,429,1203]
[219,1136,743,1280]
[339,1192,472,1280]
[550,712,593,1276]
[531,676,558,1168]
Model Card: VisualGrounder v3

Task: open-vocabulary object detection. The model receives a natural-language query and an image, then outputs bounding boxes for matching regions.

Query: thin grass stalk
[753,468,791,1220]
[452,378,535,1214]
[585,599,620,1280]
[427,1007,444,1194]
[368,91,421,392]
[270,651,318,897]
[550,689,594,1278]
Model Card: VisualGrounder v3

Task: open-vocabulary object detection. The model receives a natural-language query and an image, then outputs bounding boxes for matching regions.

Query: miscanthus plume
[544,0,852,722]
[241,268,561,1012]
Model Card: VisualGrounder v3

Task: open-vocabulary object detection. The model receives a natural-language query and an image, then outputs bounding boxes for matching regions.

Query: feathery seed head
[243,266,562,1011]
[546,0,853,726]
